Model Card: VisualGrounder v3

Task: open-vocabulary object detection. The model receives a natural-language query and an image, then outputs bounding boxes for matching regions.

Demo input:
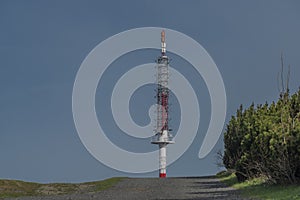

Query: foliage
[223,89,300,184]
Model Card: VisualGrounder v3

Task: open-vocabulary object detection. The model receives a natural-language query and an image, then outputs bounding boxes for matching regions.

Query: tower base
[159,173,166,178]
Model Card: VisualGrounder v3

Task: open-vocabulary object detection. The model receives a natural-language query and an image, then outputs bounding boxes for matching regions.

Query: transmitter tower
[151,30,174,178]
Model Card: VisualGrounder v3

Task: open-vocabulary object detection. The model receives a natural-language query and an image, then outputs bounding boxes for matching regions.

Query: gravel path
[5,177,251,200]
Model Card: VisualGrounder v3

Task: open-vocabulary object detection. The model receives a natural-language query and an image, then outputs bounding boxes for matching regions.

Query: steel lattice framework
[156,56,170,132]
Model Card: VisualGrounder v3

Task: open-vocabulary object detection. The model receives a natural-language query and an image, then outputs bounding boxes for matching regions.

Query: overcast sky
[0,0,300,183]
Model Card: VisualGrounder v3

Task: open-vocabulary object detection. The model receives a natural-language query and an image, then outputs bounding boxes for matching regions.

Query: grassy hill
[0,177,124,198]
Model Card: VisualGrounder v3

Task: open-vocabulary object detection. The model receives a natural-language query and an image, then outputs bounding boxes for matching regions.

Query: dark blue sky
[0,0,300,183]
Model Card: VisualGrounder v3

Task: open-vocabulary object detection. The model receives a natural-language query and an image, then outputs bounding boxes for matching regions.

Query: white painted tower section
[152,130,174,177]
[158,130,170,176]
[159,143,167,175]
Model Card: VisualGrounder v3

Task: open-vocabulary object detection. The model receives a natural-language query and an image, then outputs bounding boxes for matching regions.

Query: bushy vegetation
[223,89,300,184]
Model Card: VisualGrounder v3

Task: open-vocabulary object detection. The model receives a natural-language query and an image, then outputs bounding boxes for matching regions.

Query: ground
[3,177,252,200]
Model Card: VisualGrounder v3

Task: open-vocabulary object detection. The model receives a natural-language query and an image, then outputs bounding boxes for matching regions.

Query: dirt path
[6,177,251,200]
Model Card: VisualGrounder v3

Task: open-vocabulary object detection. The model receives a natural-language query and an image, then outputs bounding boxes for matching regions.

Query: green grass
[86,177,124,191]
[0,177,125,198]
[217,171,300,200]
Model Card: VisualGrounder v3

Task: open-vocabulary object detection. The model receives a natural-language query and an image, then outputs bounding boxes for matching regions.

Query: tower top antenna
[161,30,165,43]
[161,30,166,55]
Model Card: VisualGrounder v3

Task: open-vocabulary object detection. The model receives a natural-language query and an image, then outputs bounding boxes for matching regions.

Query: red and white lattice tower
[151,30,174,178]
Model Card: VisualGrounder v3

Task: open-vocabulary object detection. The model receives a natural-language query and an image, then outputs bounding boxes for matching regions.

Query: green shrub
[223,89,300,184]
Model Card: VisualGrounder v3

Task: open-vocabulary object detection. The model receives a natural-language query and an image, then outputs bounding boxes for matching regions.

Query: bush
[223,89,300,184]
